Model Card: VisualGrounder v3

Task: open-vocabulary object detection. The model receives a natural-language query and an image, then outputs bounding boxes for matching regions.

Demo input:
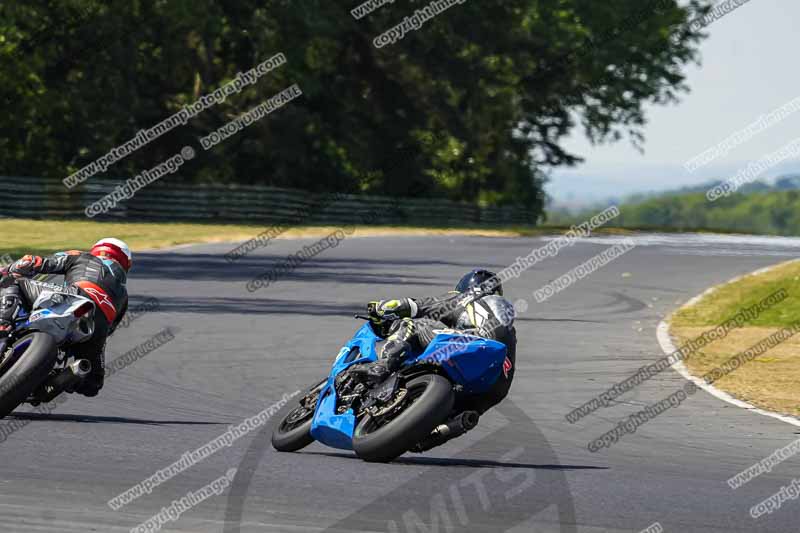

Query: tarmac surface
[3,233,800,532]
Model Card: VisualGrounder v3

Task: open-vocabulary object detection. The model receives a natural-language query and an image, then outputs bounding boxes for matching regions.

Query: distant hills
[624,174,800,201]
[547,174,800,236]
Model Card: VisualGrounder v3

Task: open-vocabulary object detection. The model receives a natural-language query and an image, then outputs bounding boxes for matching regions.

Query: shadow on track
[134,252,509,283]
[224,399,578,533]
[6,412,227,426]
[300,450,609,471]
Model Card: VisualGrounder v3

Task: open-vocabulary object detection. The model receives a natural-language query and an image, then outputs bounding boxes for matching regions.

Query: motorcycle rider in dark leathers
[0,238,131,398]
[365,269,516,451]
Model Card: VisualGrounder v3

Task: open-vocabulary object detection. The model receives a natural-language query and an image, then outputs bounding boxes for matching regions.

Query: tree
[0,0,711,222]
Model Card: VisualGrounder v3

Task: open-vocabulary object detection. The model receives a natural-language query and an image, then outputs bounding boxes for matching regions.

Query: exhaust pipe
[412,411,481,453]
[70,359,92,377]
[26,360,92,406]
[433,410,481,440]
[47,359,92,393]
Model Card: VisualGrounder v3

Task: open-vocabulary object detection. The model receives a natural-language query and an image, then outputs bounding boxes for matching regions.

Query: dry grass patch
[671,325,800,417]
[670,259,800,417]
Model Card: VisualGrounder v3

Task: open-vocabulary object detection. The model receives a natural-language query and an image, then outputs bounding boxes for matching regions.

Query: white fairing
[27,291,96,345]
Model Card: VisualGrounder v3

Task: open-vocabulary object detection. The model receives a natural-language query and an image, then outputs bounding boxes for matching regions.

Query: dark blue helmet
[455,269,503,296]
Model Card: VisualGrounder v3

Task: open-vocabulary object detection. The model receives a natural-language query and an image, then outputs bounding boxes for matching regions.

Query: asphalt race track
[3,233,800,532]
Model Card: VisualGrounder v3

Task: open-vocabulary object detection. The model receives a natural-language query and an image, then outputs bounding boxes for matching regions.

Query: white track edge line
[657,259,800,428]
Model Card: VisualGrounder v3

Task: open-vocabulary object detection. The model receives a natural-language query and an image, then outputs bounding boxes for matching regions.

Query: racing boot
[363,317,415,382]
[365,338,411,383]
[410,411,480,453]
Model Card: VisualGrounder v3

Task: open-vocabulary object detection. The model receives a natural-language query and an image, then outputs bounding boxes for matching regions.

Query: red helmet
[91,238,132,271]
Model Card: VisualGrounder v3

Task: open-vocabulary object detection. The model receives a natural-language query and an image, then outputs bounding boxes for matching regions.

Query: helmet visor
[455,275,475,294]
[455,270,503,296]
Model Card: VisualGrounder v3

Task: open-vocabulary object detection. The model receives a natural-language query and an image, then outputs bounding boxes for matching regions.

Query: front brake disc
[367,388,408,420]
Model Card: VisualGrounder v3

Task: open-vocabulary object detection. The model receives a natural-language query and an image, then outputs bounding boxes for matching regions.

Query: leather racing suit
[0,251,129,396]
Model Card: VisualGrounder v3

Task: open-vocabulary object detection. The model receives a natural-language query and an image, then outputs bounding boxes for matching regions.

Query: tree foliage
[0,0,710,221]
[555,182,800,236]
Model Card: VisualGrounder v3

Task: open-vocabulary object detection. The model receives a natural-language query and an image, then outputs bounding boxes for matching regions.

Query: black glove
[8,255,42,278]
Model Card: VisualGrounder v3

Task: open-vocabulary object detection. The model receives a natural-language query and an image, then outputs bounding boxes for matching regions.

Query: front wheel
[353,374,454,463]
[271,379,325,452]
[0,333,58,420]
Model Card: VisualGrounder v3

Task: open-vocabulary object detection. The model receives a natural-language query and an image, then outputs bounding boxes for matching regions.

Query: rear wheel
[353,374,454,463]
[0,333,58,420]
[271,379,325,452]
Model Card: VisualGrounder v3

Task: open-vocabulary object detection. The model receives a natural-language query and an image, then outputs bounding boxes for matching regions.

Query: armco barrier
[0,176,531,226]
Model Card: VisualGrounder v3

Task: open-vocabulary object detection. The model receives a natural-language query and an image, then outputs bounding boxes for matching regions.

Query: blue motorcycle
[271,314,508,462]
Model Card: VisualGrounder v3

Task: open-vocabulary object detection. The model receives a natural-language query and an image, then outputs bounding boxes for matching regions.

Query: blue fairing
[310,322,507,450]
[416,333,507,395]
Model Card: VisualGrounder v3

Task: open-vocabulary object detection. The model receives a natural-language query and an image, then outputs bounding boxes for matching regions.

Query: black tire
[353,374,454,463]
[271,379,325,452]
[0,333,58,420]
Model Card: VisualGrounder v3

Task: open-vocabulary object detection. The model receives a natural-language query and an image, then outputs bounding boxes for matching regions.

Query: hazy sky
[548,0,800,204]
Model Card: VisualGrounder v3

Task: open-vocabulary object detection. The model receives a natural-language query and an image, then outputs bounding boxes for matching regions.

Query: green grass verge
[0,219,276,258]
[0,218,666,259]
[0,218,548,259]
[671,260,800,328]
[670,260,800,416]
[0,217,734,261]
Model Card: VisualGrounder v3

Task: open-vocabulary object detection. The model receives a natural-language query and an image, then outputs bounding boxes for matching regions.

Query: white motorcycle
[0,274,96,419]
